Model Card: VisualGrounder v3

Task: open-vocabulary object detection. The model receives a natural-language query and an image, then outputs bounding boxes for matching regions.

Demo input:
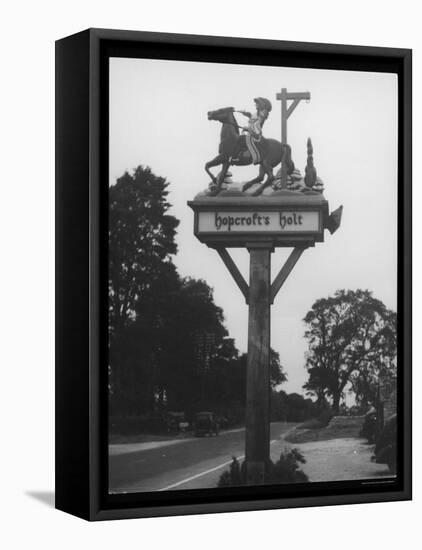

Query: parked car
[194,412,219,437]
[166,411,185,434]
[374,414,397,474]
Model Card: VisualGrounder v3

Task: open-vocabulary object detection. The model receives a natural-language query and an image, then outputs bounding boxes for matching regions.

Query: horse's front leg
[216,160,231,189]
[205,154,224,184]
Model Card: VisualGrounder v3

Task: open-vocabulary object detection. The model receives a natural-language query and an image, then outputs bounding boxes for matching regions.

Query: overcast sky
[109,57,397,395]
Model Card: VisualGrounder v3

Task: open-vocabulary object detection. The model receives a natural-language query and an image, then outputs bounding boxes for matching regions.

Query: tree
[270,349,288,389]
[154,277,228,413]
[108,166,179,339]
[303,365,335,410]
[271,390,318,422]
[303,289,397,414]
[349,309,397,410]
[110,272,229,417]
[110,262,181,415]
[108,166,179,415]
[199,338,244,417]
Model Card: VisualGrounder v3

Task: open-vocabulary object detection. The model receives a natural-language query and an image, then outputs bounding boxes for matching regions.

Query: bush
[296,409,334,430]
[360,410,377,443]
[297,418,325,430]
[374,414,397,474]
[317,409,334,426]
[218,449,309,487]
[218,457,245,487]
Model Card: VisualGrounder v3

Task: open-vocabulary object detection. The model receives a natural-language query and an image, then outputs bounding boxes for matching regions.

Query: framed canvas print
[55,28,412,520]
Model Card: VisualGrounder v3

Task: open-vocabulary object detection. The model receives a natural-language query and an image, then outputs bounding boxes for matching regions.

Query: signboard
[197,210,321,234]
[188,194,329,248]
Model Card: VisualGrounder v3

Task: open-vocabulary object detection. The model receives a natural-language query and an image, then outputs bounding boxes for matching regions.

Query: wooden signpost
[189,194,336,483]
[189,90,342,484]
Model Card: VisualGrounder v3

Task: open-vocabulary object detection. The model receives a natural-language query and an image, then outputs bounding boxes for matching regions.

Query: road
[109,421,294,493]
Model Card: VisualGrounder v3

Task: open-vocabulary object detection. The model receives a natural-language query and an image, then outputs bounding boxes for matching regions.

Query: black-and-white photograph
[107,57,398,494]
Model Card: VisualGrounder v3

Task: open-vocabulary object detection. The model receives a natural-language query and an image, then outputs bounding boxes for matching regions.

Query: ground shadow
[25,491,55,508]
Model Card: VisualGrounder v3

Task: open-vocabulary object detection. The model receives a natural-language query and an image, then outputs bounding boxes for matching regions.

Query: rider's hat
[254,97,272,112]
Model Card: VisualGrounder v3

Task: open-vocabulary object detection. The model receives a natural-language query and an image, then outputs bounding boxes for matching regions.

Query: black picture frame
[55,28,412,521]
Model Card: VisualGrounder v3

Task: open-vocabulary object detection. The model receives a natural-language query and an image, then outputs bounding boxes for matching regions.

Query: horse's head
[207,107,235,122]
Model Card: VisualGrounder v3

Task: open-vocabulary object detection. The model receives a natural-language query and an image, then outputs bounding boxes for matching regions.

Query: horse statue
[205,107,295,196]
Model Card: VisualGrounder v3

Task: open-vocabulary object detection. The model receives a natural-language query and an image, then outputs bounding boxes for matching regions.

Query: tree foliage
[271,390,318,422]
[108,166,179,338]
[303,289,397,413]
[108,166,288,421]
[270,349,288,389]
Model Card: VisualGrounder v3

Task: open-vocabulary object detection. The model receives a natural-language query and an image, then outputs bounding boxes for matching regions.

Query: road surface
[109,421,294,493]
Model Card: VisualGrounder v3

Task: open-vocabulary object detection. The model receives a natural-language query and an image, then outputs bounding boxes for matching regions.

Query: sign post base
[246,461,266,485]
[245,246,271,480]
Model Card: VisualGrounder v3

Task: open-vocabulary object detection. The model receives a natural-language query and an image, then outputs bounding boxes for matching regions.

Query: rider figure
[234,97,272,164]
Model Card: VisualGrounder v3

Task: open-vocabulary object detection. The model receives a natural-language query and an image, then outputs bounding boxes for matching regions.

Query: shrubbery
[218,449,309,487]
[270,390,320,423]
[297,409,334,430]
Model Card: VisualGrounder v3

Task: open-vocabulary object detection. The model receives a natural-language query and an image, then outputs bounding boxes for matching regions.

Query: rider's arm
[238,110,252,118]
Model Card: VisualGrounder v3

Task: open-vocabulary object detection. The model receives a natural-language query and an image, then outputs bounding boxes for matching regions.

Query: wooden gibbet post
[276,88,311,145]
[276,89,311,187]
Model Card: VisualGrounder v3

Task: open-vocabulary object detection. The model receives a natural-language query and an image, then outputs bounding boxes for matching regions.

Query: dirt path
[280,436,393,482]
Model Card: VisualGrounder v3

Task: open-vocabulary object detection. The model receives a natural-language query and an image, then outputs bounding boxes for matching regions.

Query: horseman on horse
[205,97,294,196]
[233,97,272,165]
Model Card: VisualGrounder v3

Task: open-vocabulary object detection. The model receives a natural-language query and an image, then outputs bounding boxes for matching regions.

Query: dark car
[194,412,219,437]
[166,411,185,434]
[374,414,397,474]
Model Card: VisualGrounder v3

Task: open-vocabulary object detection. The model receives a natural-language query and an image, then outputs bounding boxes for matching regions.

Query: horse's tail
[282,143,295,175]
[265,139,295,174]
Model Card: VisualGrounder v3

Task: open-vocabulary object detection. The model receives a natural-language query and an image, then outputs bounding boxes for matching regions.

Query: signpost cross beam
[275,88,311,144]
[270,246,307,304]
[215,248,249,304]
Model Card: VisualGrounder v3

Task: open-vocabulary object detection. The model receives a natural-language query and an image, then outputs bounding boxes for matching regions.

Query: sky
[109,57,398,395]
